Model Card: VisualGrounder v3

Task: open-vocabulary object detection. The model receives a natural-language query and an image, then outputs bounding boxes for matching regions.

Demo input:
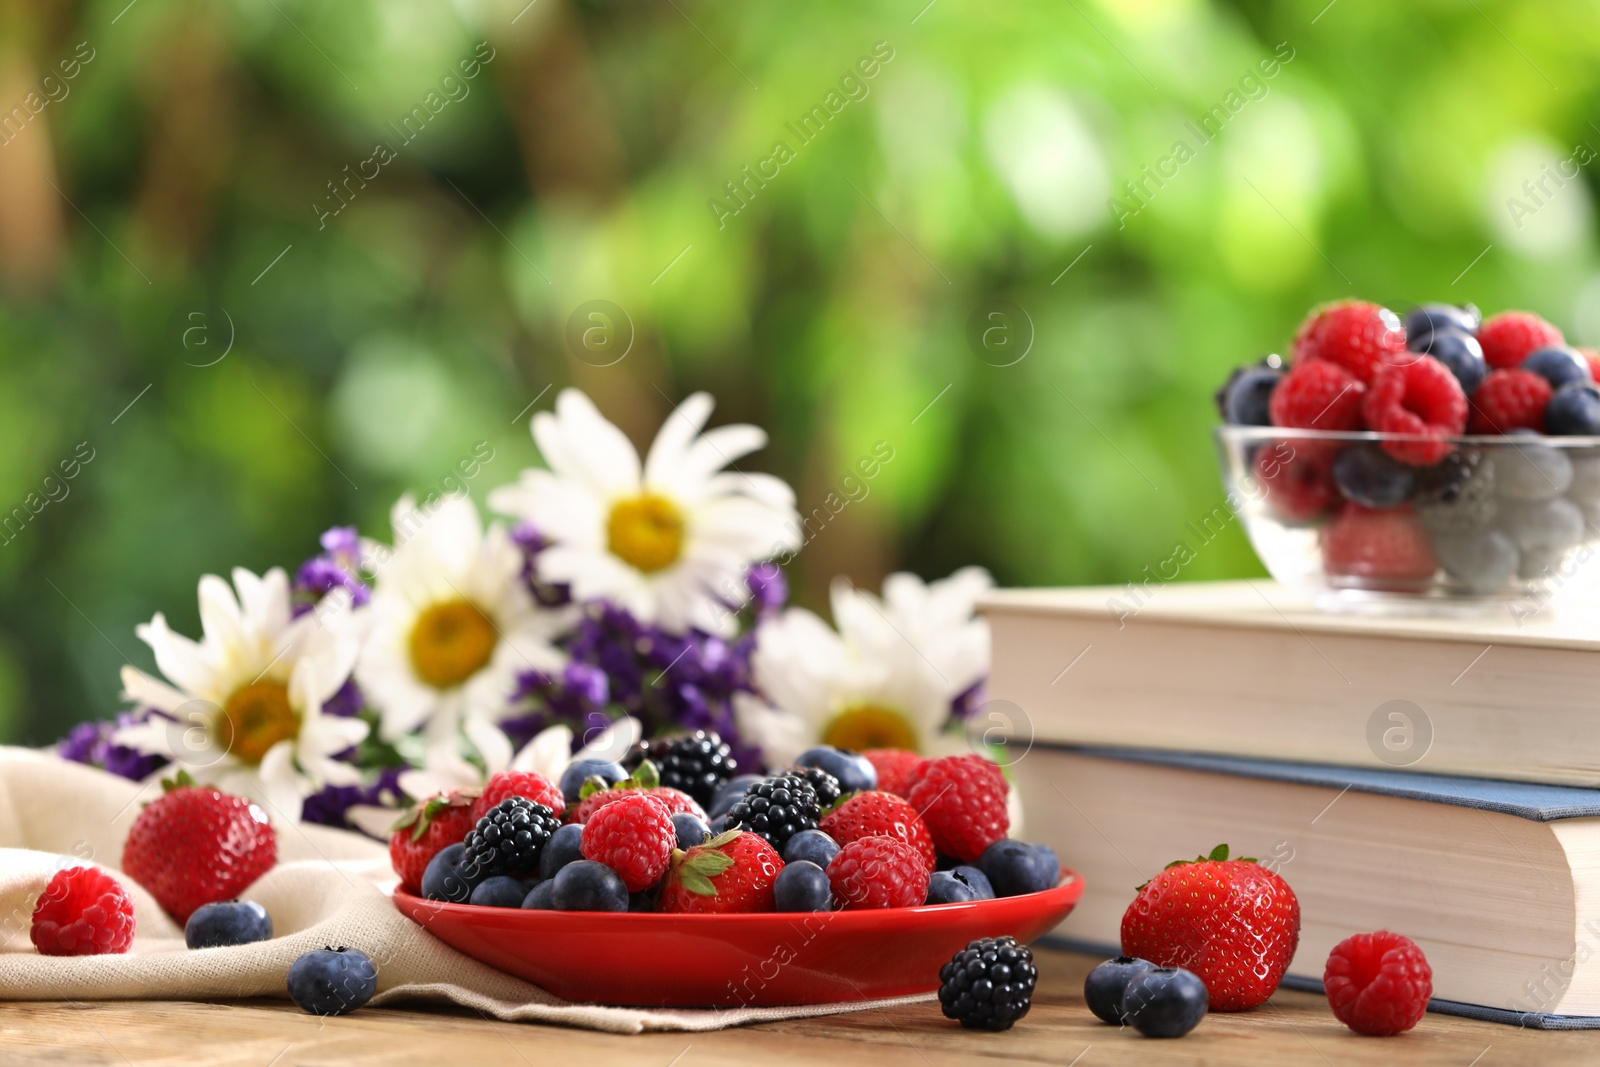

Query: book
[1018,745,1600,1025]
[980,579,1600,787]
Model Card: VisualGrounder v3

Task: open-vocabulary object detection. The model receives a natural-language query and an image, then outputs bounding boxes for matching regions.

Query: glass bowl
[1214,426,1600,611]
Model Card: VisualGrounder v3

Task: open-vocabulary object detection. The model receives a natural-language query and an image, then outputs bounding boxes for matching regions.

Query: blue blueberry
[1121,967,1208,1038]
[629,890,657,913]
[1546,382,1600,436]
[287,947,378,1016]
[707,814,729,836]
[1403,302,1480,347]
[793,746,877,794]
[710,774,765,817]
[782,829,841,869]
[1523,346,1592,389]
[671,812,710,852]
[469,875,531,909]
[1084,956,1158,1025]
[421,842,480,903]
[1332,446,1416,509]
[1497,432,1574,500]
[1433,528,1519,595]
[522,880,557,910]
[1500,497,1586,579]
[1414,329,1487,395]
[550,860,629,912]
[559,759,627,804]
[538,822,586,881]
[926,866,996,904]
[1215,365,1281,426]
[185,899,273,949]
[979,840,1060,897]
[773,860,833,912]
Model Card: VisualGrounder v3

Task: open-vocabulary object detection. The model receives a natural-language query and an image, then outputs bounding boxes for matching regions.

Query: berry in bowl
[1215,300,1600,605]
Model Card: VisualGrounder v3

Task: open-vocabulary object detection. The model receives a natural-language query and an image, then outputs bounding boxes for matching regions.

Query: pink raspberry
[470,770,565,824]
[1324,930,1432,1036]
[1361,355,1467,466]
[1469,369,1552,434]
[819,791,937,870]
[1478,311,1562,370]
[579,792,676,892]
[31,866,136,956]
[828,836,930,909]
[906,755,1010,863]
[1269,360,1366,433]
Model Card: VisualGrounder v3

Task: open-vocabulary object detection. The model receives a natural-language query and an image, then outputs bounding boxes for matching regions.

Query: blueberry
[1333,446,1416,509]
[671,812,710,852]
[538,823,585,881]
[559,759,627,804]
[287,947,378,1016]
[1215,365,1282,426]
[773,861,833,912]
[709,774,764,817]
[1121,966,1208,1038]
[1413,329,1487,395]
[1497,433,1573,501]
[550,860,629,912]
[421,842,481,903]
[1523,346,1592,389]
[1499,497,1586,579]
[1403,302,1480,347]
[469,875,531,909]
[1547,382,1600,436]
[522,880,557,910]
[707,814,729,836]
[793,746,877,794]
[1084,956,1158,1025]
[782,829,841,869]
[1569,452,1600,502]
[185,899,273,949]
[926,866,996,904]
[1433,528,1519,595]
[978,840,1060,897]
[629,890,657,913]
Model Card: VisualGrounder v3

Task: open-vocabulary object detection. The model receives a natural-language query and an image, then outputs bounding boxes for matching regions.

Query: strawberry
[658,829,782,914]
[820,791,937,870]
[569,760,707,824]
[863,749,925,798]
[1120,844,1301,1012]
[469,769,564,824]
[388,790,478,895]
[121,772,277,923]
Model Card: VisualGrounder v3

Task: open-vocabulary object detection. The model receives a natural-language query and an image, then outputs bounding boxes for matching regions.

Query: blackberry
[462,797,560,878]
[723,774,819,854]
[626,731,737,809]
[938,936,1038,1032]
[789,765,842,808]
[1415,451,1497,534]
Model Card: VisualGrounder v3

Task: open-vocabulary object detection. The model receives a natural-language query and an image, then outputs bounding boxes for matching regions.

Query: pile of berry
[1217,301,1600,593]
[395,734,1063,915]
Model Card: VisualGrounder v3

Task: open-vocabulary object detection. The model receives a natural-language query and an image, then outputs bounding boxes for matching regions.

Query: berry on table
[287,946,378,1016]
[538,822,585,881]
[1469,369,1552,434]
[1522,346,1592,389]
[122,773,277,924]
[1252,447,1338,522]
[978,839,1060,897]
[1332,446,1416,509]
[782,828,841,869]
[1324,930,1432,1036]
[937,936,1038,1031]
[388,790,477,896]
[469,876,532,909]
[470,770,564,824]
[1291,300,1407,383]
[625,730,738,810]
[579,792,676,892]
[1402,303,1480,349]
[1083,956,1157,1025]
[462,797,561,879]
[819,790,937,870]
[659,830,783,914]
[30,866,135,956]
[862,749,926,798]
[793,746,878,794]
[1268,360,1366,432]
[1478,310,1563,370]
[1321,505,1437,584]
[550,860,630,912]
[1412,330,1486,396]
[1546,381,1600,436]
[1361,355,1468,466]
[829,836,929,909]
[421,842,480,902]
[906,755,1010,863]
[559,758,627,804]
[1215,363,1282,426]
[773,860,833,912]
[925,866,995,904]
[1121,967,1209,1038]
[185,899,272,949]
[722,773,821,854]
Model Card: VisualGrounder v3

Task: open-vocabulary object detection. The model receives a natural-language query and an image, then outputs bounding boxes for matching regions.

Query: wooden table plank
[0,949,1588,1066]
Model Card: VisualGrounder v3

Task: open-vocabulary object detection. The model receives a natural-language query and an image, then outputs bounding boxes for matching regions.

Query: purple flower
[511,522,572,607]
[301,766,406,834]
[292,525,372,618]
[58,708,172,783]
[745,562,788,616]
[323,678,366,719]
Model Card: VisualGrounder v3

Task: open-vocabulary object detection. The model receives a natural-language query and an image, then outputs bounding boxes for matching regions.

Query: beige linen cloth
[0,748,926,1033]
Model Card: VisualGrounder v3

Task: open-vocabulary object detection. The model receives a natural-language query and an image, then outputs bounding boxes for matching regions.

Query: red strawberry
[1361,354,1468,466]
[470,770,564,824]
[1252,445,1337,522]
[121,773,277,923]
[388,791,478,895]
[579,792,675,892]
[1321,504,1438,584]
[864,749,925,798]
[1291,300,1407,383]
[1478,310,1562,370]
[569,760,707,823]
[828,836,929,909]
[30,866,136,956]
[906,755,1010,863]
[1469,368,1552,433]
[820,791,936,870]
[1269,360,1366,434]
[1121,844,1301,1012]
[659,830,783,914]
[1580,347,1600,383]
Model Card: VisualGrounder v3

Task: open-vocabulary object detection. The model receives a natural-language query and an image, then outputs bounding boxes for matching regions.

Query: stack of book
[982,580,1600,1028]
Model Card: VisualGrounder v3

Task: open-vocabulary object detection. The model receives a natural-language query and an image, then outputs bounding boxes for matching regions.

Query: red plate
[393,869,1083,1007]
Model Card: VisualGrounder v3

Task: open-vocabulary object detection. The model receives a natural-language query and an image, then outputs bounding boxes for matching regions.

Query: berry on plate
[1084,956,1157,1025]
[388,790,477,896]
[1324,930,1432,1036]
[559,759,627,804]
[788,765,844,808]
[828,836,929,909]
[1122,967,1209,1038]
[906,755,1009,863]
[659,829,783,914]
[1413,329,1486,396]
[671,812,711,852]
[1291,300,1407,383]
[30,866,135,956]
[1478,310,1563,370]
[773,860,833,912]
[469,875,531,909]
[470,770,564,824]
[925,866,994,904]
[863,749,925,798]
[1321,504,1437,583]
[1362,355,1468,466]
[709,774,764,818]
[1402,302,1480,349]
[570,761,708,824]
[122,773,277,924]
[782,828,841,868]
[287,946,377,1016]
[1252,446,1337,522]
[1522,346,1592,389]
[421,842,480,902]
[185,899,272,949]
[1268,360,1367,433]
[978,839,1060,897]
[1469,368,1553,434]
[722,773,821,854]
[937,936,1038,1031]
[551,859,630,911]
[793,746,878,794]
[579,792,676,892]
[1120,844,1300,1012]
[625,730,738,810]
[819,791,936,870]
[463,797,561,879]
[538,822,585,881]
[1546,381,1600,436]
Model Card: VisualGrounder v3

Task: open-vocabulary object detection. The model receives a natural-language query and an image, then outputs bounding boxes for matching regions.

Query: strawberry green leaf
[160,769,196,793]
[1207,844,1230,862]
[706,828,742,849]
[632,760,660,791]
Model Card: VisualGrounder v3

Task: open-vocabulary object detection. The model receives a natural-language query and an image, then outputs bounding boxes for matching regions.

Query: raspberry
[819,791,937,869]
[828,836,929,909]
[1323,930,1432,1036]
[1269,360,1366,433]
[122,776,277,923]
[659,830,783,913]
[1478,311,1562,370]
[863,750,925,798]
[1321,504,1437,584]
[579,792,676,892]
[470,770,564,824]
[1291,301,1407,383]
[1469,369,1552,434]
[571,785,706,824]
[1581,347,1600,383]
[1361,355,1468,466]
[388,791,478,895]
[1252,446,1337,522]
[30,867,136,956]
[906,755,1010,863]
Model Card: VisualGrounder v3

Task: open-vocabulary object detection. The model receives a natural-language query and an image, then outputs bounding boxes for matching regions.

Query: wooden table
[1,948,1590,1066]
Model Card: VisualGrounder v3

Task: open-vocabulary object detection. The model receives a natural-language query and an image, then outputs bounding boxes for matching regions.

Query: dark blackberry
[462,797,560,878]
[626,731,737,809]
[723,774,819,854]
[938,936,1038,1032]
[788,765,842,808]
[1415,451,1497,533]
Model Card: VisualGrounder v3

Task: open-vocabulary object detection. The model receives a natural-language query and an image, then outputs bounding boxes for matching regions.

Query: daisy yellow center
[220,681,299,765]
[607,493,684,574]
[409,599,497,689]
[822,704,920,752]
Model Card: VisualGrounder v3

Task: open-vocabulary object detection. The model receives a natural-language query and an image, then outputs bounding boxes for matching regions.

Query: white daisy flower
[114,567,368,822]
[735,567,994,767]
[355,493,565,751]
[488,388,801,636]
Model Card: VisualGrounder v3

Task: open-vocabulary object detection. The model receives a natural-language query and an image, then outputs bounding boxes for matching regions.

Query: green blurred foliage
[2,0,1599,742]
